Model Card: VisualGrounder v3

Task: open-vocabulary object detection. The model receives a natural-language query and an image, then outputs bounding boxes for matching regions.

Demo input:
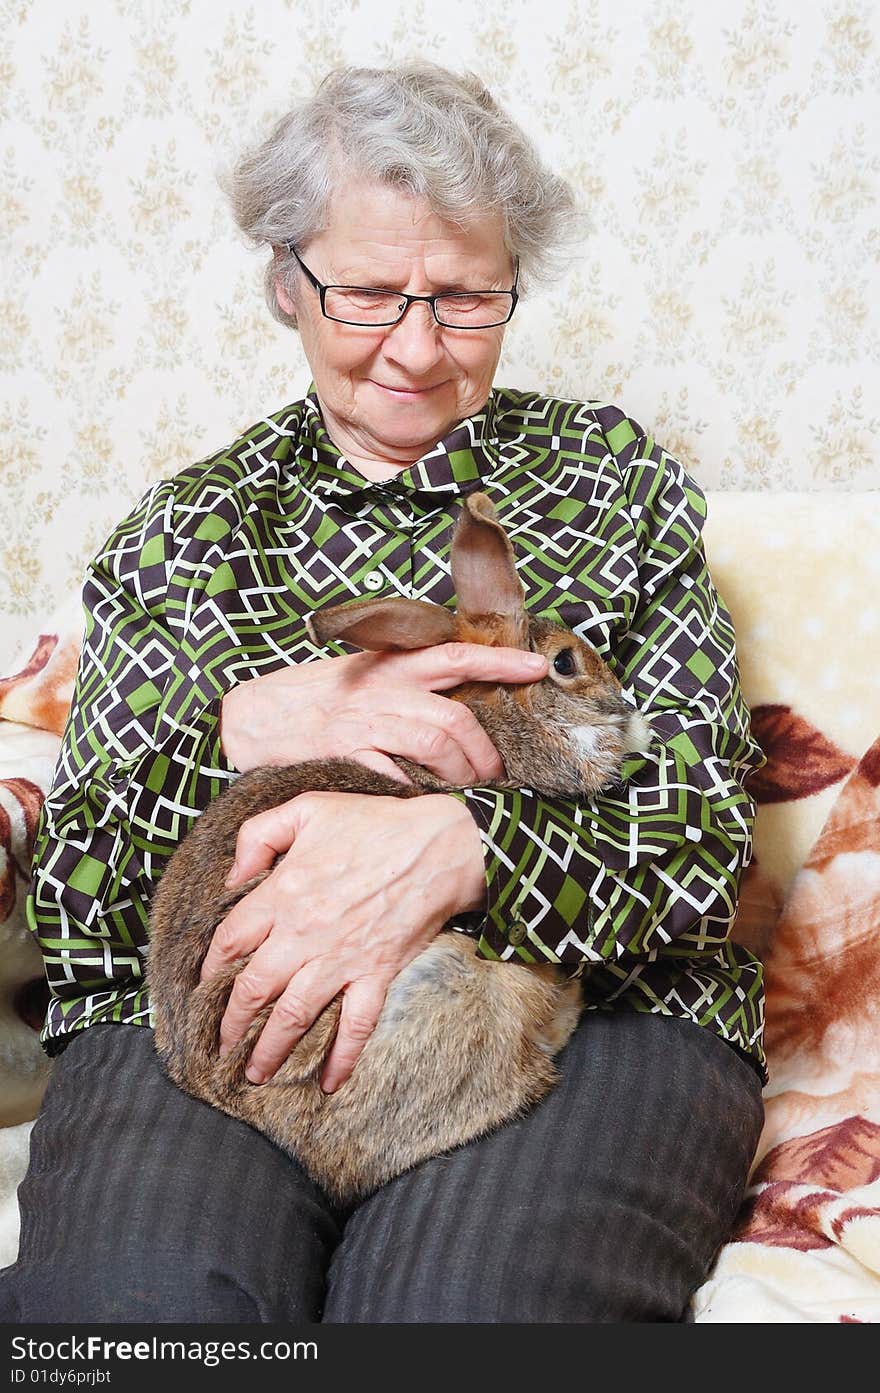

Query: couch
[2,490,879,1321]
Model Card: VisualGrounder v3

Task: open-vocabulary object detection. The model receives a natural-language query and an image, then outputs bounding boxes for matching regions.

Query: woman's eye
[553,649,576,676]
[348,290,392,307]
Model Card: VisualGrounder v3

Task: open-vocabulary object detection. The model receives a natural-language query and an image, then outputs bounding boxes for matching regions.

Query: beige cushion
[704,491,880,908]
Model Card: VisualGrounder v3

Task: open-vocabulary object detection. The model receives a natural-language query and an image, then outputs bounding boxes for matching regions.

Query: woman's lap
[0,1012,762,1324]
[325,1009,763,1322]
[0,1023,341,1322]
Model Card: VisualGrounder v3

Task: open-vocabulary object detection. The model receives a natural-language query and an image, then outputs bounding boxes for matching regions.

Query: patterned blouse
[29,388,767,1079]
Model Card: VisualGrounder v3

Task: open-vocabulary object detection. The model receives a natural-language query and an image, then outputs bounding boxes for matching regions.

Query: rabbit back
[147,758,583,1205]
[148,758,420,1077]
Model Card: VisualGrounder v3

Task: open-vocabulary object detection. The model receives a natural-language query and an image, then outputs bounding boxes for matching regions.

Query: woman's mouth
[371,380,444,398]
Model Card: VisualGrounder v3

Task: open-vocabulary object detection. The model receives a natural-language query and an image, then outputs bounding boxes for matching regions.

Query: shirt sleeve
[448,422,765,970]
[28,480,238,1024]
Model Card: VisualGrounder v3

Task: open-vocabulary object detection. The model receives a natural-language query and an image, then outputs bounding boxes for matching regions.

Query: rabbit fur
[147,492,650,1206]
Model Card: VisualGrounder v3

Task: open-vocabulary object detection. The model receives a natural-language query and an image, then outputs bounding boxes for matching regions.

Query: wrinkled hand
[220,642,548,783]
[199,789,487,1092]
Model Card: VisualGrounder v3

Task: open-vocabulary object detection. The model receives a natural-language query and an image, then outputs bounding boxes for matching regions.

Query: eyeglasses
[285,244,519,328]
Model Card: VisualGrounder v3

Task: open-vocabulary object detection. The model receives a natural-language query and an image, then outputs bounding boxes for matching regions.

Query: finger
[199,897,273,985]
[350,748,416,783]
[320,978,389,1092]
[349,696,504,784]
[407,696,502,783]
[349,708,489,785]
[225,798,305,887]
[388,642,548,693]
[216,932,302,1054]
[244,961,341,1085]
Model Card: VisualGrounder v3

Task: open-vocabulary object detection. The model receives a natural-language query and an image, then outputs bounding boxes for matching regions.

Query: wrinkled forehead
[309,180,511,281]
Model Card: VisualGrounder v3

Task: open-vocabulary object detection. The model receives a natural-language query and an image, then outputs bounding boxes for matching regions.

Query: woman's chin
[358,388,460,454]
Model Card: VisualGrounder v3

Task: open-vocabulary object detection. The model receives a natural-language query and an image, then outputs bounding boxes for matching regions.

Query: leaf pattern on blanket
[734,1184,837,1251]
[725,735,880,1288]
[735,1182,880,1253]
[761,748,880,1062]
[0,812,13,923]
[729,704,858,957]
[0,778,46,920]
[753,1117,880,1192]
[0,635,58,694]
[0,627,81,736]
[732,1118,880,1253]
[748,704,857,803]
[861,744,880,789]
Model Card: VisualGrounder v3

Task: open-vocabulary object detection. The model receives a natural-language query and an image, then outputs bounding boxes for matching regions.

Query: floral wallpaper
[2,0,878,667]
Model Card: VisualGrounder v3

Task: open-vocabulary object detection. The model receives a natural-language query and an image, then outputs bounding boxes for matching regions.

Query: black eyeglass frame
[284,244,519,328]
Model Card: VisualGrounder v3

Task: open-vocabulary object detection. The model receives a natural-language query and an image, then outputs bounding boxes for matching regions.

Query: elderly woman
[1,63,765,1324]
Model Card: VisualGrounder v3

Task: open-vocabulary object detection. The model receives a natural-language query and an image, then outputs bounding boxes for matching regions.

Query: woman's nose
[382,300,444,372]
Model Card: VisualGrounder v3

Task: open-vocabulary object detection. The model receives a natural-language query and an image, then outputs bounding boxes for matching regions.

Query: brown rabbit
[147,492,650,1205]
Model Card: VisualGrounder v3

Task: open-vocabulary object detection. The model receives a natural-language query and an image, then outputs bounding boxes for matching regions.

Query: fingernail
[224,860,239,886]
[245,1066,265,1085]
[320,1076,336,1094]
[218,1043,230,1060]
[524,654,547,671]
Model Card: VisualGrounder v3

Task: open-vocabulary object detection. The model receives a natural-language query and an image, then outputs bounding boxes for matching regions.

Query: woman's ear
[273,248,298,321]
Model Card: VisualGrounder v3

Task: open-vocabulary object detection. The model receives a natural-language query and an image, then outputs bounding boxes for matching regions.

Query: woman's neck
[344,452,410,483]
[313,392,455,483]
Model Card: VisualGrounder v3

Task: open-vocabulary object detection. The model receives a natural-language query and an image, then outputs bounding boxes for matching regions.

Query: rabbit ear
[307,596,459,652]
[452,493,526,622]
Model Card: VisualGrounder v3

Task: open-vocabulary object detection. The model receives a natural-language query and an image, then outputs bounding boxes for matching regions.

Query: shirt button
[507,919,528,946]
[363,570,384,592]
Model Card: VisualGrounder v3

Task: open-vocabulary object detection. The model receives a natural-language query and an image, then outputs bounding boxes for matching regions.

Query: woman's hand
[219,643,548,784]
[199,789,487,1092]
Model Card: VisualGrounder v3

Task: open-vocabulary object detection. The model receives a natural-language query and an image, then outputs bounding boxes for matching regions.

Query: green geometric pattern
[29,387,767,1078]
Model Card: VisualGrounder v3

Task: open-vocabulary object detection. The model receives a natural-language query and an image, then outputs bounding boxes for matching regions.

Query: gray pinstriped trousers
[0,1013,762,1324]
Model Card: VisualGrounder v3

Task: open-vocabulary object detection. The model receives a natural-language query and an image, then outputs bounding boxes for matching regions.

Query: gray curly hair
[221,62,581,330]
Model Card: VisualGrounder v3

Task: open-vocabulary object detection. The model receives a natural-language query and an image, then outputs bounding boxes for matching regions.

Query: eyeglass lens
[322,287,514,327]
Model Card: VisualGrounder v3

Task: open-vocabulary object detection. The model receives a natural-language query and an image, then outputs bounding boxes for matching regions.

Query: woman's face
[276,182,514,473]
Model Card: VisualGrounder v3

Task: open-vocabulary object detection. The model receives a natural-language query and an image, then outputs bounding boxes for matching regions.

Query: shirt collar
[291,386,501,507]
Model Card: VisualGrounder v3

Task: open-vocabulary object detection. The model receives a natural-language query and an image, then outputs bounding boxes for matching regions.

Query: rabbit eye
[553,649,577,677]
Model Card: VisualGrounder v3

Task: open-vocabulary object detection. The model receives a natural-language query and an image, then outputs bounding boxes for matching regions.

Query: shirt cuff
[444,786,597,964]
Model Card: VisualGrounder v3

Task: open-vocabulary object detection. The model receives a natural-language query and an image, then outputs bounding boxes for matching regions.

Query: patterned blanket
[691,730,880,1321]
[690,494,880,1321]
